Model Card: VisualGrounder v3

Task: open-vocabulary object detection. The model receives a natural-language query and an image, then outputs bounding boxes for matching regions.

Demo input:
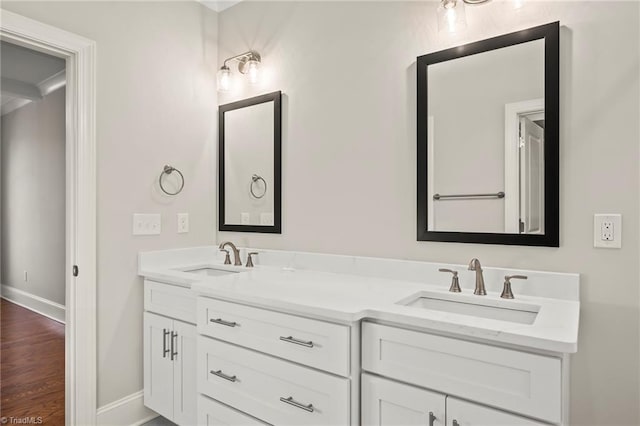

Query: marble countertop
[139,247,580,354]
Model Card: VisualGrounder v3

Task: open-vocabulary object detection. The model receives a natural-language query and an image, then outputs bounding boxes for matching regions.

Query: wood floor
[1,299,65,425]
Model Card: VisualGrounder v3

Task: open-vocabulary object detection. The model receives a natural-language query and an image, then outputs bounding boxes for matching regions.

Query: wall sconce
[217,51,261,92]
[437,0,489,33]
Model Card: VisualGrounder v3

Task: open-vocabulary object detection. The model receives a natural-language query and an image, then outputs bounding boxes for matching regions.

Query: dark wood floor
[1,299,65,425]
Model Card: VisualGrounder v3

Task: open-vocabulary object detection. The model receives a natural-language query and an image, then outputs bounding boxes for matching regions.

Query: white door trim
[504,99,544,233]
[1,10,97,425]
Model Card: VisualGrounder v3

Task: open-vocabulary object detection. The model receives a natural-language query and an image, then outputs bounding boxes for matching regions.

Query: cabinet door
[143,312,174,420]
[446,397,547,426]
[173,320,197,426]
[198,395,270,425]
[362,373,445,426]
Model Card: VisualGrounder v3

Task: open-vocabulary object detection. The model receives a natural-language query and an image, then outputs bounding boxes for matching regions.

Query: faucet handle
[220,249,231,265]
[246,252,259,268]
[501,275,528,299]
[439,268,461,293]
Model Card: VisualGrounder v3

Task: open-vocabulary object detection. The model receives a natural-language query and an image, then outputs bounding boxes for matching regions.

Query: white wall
[217,2,639,425]
[0,1,218,407]
[1,88,66,306]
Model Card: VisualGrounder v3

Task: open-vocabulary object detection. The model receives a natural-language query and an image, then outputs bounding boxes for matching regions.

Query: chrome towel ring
[250,174,267,199]
[159,165,184,196]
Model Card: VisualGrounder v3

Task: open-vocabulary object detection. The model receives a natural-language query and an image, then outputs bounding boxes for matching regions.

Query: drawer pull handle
[279,396,314,412]
[279,336,314,348]
[162,329,170,358]
[429,412,436,426]
[210,318,237,327]
[210,369,237,382]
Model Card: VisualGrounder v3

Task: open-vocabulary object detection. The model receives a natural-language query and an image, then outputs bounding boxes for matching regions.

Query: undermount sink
[180,267,239,277]
[399,292,540,325]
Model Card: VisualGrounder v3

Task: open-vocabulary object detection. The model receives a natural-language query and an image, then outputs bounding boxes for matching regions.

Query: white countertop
[139,247,580,354]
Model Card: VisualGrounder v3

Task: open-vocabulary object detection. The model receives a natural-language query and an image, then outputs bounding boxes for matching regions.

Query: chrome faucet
[219,241,242,266]
[468,258,486,295]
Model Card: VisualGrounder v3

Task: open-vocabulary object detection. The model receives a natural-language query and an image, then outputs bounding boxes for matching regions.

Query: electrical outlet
[177,213,189,233]
[133,214,161,235]
[241,212,250,225]
[260,212,274,226]
[594,214,622,248]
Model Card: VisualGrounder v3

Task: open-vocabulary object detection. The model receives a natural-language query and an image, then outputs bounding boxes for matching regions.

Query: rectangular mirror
[219,91,282,233]
[417,22,559,246]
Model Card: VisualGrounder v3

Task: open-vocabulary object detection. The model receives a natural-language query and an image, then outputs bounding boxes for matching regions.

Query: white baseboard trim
[97,390,159,426]
[1,284,65,323]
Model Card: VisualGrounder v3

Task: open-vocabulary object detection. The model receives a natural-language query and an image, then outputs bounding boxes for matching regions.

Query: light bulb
[245,59,260,84]
[437,0,466,33]
[216,66,232,92]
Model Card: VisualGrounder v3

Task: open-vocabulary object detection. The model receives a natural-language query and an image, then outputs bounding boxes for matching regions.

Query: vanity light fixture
[217,50,262,92]
[437,0,490,33]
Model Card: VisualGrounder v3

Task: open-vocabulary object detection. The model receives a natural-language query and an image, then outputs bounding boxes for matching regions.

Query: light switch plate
[133,213,161,235]
[594,214,621,248]
[177,213,189,233]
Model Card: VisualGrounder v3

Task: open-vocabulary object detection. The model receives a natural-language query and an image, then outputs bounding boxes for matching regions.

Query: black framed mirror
[417,22,559,246]
[219,91,282,233]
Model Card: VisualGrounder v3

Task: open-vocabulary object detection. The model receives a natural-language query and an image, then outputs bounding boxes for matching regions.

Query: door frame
[504,98,544,233]
[1,10,97,425]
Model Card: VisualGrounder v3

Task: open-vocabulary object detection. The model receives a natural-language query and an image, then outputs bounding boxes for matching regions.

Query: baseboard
[97,390,158,426]
[1,284,65,323]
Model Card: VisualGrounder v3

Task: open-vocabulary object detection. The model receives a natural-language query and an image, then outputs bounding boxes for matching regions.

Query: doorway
[1,10,96,425]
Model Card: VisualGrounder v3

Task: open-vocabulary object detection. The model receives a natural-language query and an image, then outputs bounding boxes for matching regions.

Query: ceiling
[1,41,66,116]
[199,0,243,12]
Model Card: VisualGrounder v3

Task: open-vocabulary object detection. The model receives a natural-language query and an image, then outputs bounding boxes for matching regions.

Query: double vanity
[139,245,579,426]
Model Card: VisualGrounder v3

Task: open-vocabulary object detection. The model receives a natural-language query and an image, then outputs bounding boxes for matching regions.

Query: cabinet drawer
[198,395,270,425]
[198,336,350,426]
[197,297,350,376]
[447,397,548,426]
[362,323,561,424]
[144,280,196,324]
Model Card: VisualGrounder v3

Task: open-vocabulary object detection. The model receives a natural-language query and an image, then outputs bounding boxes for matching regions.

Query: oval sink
[399,291,539,325]
[180,267,240,277]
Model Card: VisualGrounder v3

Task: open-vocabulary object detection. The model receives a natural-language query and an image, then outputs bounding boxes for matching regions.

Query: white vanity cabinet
[143,280,197,425]
[196,296,356,425]
[362,322,564,426]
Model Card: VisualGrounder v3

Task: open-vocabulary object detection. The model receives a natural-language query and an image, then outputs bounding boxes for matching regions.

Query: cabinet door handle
[210,318,237,327]
[279,336,314,348]
[162,329,170,358]
[452,421,460,426]
[279,396,314,412]
[210,369,237,382]
[170,331,178,361]
[429,412,436,426]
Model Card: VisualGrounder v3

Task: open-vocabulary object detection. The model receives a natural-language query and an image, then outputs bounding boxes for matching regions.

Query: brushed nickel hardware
[162,329,170,358]
[170,331,178,361]
[211,369,237,382]
[220,249,231,265]
[501,274,528,299]
[246,252,259,268]
[210,318,237,327]
[279,336,314,348]
[158,165,185,196]
[219,241,242,266]
[453,420,460,426]
[429,412,436,426]
[439,268,461,292]
[433,191,505,201]
[468,258,486,295]
[250,174,267,199]
[279,396,314,412]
